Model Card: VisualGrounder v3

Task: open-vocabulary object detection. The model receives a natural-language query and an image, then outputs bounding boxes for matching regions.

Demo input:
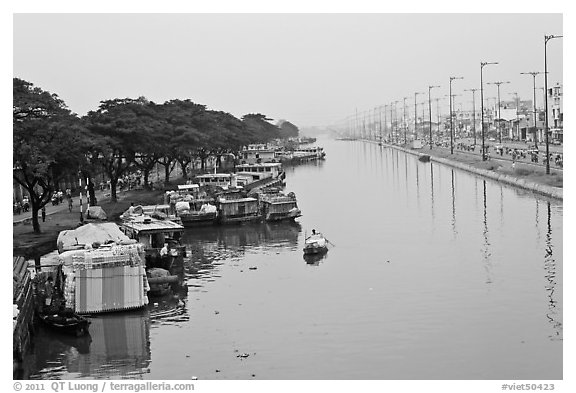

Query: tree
[242,113,282,143]
[84,97,152,201]
[277,120,300,139]
[13,78,86,232]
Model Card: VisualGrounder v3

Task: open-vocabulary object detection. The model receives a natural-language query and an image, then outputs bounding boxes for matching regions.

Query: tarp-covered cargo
[85,206,108,220]
[57,223,136,253]
[59,243,149,314]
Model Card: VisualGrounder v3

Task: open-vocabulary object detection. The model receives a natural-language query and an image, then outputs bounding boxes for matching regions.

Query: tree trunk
[164,164,170,185]
[31,204,41,233]
[88,178,97,206]
[143,170,150,190]
[110,179,118,203]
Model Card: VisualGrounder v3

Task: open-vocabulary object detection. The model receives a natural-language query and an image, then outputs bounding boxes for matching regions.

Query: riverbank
[13,189,164,258]
[377,141,563,200]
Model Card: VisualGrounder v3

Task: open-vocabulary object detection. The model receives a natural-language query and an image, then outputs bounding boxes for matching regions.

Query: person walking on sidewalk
[41,206,46,222]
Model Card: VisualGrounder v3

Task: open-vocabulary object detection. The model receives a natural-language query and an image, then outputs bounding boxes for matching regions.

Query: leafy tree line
[13,78,298,232]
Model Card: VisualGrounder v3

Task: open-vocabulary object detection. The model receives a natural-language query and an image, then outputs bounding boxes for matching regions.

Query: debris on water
[186,355,190,358]
[237,353,250,358]
[386,260,390,263]
[215,369,220,373]
[214,311,220,315]
[249,266,257,270]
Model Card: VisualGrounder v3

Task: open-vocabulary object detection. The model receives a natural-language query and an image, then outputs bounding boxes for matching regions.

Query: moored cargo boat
[258,189,302,222]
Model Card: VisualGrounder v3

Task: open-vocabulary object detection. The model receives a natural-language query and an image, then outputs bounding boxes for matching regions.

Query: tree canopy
[14,77,300,231]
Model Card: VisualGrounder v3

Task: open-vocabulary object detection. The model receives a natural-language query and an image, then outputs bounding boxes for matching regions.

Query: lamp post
[402,97,409,145]
[449,77,464,154]
[487,81,510,144]
[480,61,498,160]
[428,85,440,149]
[465,88,478,146]
[520,71,542,149]
[509,92,520,141]
[393,100,400,144]
[414,92,424,141]
[544,34,563,174]
[433,97,444,140]
[384,104,388,142]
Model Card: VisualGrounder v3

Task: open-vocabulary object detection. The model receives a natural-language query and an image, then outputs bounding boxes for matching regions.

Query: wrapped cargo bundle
[59,244,149,314]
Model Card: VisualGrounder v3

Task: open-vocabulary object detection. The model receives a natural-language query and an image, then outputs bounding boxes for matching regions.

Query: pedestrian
[41,206,46,222]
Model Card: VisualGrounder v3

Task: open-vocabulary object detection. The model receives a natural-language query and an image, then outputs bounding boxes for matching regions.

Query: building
[547,83,563,142]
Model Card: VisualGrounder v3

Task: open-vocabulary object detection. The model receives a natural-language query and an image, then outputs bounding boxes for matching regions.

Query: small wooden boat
[38,309,91,337]
[303,231,328,255]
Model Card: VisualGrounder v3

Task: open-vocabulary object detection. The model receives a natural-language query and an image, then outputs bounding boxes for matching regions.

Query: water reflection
[544,201,562,341]
[182,222,302,282]
[26,312,152,380]
[451,169,456,237]
[303,252,328,266]
[482,180,493,284]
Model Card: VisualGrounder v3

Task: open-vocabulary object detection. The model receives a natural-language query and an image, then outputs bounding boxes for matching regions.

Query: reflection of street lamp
[449,77,463,154]
[487,81,510,144]
[544,34,563,174]
[428,85,440,149]
[480,61,498,160]
[414,92,424,140]
[465,88,478,145]
[520,71,542,149]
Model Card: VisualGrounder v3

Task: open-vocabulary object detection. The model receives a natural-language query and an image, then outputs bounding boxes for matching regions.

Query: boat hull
[180,212,217,227]
[38,312,91,337]
[303,245,328,255]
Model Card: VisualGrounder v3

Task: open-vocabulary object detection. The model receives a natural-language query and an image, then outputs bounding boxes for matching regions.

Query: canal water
[23,137,562,380]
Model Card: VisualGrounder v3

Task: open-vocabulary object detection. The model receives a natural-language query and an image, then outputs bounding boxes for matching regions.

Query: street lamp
[480,61,498,160]
[544,34,563,174]
[520,71,542,149]
[487,81,510,144]
[509,92,520,141]
[403,97,409,145]
[433,97,444,141]
[414,92,425,141]
[449,77,464,154]
[393,100,400,144]
[465,88,478,146]
[428,85,440,149]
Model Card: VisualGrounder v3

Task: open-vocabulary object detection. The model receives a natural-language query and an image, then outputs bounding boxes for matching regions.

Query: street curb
[378,142,563,201]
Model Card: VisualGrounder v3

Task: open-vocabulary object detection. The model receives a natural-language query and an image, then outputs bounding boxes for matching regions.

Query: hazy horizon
[13,13,563,129]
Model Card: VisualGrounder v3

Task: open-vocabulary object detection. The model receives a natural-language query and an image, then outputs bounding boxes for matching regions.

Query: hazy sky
[13,13,563,128]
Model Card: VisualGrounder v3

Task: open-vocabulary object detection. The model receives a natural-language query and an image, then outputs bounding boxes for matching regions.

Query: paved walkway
[13,189,112,225]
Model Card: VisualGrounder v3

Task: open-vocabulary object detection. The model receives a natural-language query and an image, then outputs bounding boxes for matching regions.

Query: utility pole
[428,85,440,149]
[480,61,498,160]
[403,97,408,145]
[464,88,478,145]
[520,71,543,149]
[509,92,520,141]
[414,92,424,141]
[544,34,563,174]
[449,77,464,154]
[487,81,510,144]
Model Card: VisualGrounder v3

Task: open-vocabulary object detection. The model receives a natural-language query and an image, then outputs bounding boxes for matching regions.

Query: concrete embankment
[379,142,563,201]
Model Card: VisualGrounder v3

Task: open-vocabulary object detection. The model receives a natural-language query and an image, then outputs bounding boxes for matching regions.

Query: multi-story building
[547,83,563,142]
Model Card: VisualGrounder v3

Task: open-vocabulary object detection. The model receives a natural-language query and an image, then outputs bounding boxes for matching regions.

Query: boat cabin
[119,216,185,270]
[217,194,261,224]
[235,162,283,183]
[240,145,278,164]
[196,173,240,189]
